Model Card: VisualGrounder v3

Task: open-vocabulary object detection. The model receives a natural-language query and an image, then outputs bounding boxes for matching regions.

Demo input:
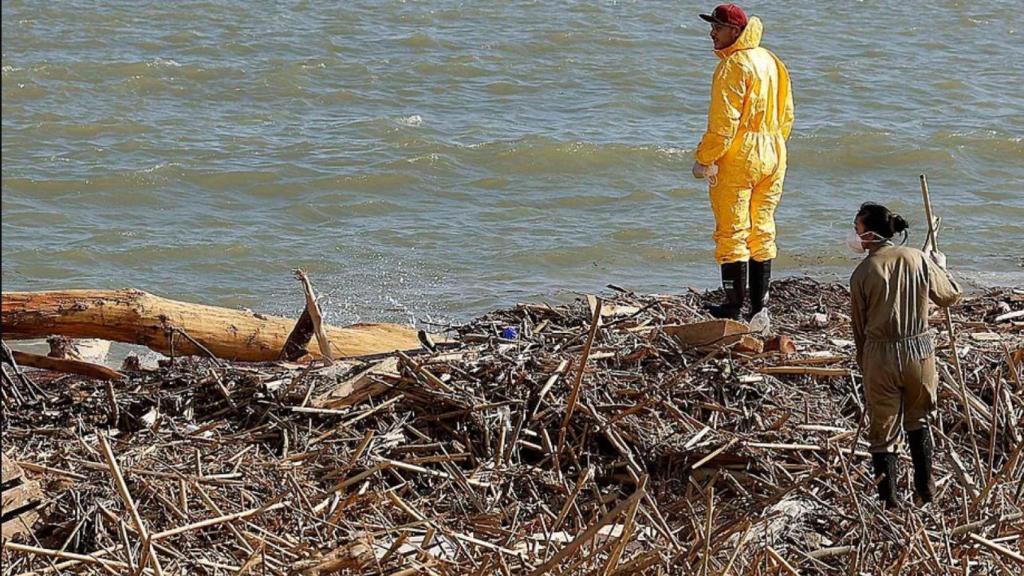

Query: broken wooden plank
[663,319,750,349]
[312,357,399,409]
[1,455,42,541]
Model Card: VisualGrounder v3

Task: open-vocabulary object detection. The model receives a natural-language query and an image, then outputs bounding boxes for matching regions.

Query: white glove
[692,161,706,180]
[927,249,947,269]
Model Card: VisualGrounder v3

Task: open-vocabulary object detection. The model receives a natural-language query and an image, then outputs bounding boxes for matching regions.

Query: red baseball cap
[700,4,748,28]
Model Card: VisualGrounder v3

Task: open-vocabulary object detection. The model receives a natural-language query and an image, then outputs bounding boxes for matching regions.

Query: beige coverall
[850,243,961,453]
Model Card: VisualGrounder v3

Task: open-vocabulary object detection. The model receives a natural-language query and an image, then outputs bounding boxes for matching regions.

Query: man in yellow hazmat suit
[692,4,793,320]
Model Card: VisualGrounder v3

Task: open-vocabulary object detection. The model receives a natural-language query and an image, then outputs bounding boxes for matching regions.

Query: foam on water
[398,114,424,127]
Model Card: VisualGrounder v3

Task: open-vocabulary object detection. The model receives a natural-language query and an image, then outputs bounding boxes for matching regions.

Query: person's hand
[692,161,707,180]
[927,249,947,269]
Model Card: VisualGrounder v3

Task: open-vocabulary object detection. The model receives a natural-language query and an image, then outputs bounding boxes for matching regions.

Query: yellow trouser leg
[708,180,752,265]
[748,135,786,262]
[748,166,784,262]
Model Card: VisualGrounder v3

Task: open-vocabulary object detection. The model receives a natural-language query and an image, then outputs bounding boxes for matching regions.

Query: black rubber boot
[707,261,747,320]
[747,259,772,319]
[908,427,935,504]
[871,452,899,509]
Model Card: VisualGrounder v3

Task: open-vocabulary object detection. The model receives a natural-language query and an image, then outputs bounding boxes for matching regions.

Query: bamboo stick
[557,297,602,455]
[969,533,1024,564]
[2,542,130,571]
[920,173,986,482]
[528,479,646,576]
[97,433,163,576]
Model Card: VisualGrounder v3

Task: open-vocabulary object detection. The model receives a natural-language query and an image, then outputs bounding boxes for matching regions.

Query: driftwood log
[1,289,421,362]
[11,350,125,381]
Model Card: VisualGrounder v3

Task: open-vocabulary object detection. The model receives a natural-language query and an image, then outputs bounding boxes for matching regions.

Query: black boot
[707,261,747,320]
[747,259,772,319]
[871,452,899,509]
[908,427,935,504]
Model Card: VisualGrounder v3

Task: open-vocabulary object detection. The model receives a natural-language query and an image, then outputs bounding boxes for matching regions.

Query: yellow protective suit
[696,17,793,265]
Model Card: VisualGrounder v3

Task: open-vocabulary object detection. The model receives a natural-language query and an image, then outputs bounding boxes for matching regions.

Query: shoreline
[3,271,1020,369]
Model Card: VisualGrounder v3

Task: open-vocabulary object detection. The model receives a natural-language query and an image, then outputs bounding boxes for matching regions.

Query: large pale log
[1,290,421,362]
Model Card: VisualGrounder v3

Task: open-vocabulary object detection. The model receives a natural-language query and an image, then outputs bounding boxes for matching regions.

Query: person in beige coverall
[849,202,961,508]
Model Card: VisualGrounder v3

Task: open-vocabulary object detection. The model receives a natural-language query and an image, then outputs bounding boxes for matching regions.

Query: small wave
[611,228,656,242]
[160,30,201,44]
[139,162,182,174]
[338,200,403,216]
[622,189,659,202]
[117,76,184,96]
[470,177,509,189]
[2,82,46,99]
[183,170,279,190]
[397,114,423,127]
[412,61,489,78]
[793,133,956,169]
[549,194,621,209]
[319,89,358,104]
[399,33,444,49]
[406,153,440,164]
[656,146,691,158]
[179,65,247,81]
[484,81,537,96]
[466,137,686,175]
[544,189,658,209]
[146,58,182,68]
[27,119,154,138]
[311,173,419,193]
[598,35,639,48]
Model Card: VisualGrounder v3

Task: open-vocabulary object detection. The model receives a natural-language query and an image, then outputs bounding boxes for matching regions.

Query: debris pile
[2,278,1022,574]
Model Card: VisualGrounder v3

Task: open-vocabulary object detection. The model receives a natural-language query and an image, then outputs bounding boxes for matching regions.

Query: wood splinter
[280,269,335,365]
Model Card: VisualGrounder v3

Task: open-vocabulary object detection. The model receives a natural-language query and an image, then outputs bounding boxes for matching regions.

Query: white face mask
[846,229,886,254]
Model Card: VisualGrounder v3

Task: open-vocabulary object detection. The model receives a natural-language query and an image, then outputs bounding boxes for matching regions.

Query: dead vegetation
[2,277,1022,574]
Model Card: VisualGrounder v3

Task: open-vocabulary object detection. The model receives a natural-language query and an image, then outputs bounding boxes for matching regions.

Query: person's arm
[695,60,747,166]
[778,59,794,141]
[926,251,962,307]
[850,272,867,369]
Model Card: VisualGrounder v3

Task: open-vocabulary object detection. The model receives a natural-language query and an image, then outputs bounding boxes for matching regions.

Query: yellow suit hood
[715,16,763,59]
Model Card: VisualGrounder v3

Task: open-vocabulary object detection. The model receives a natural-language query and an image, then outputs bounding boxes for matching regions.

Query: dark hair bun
[891,214,909,233]
[857,202,908,240]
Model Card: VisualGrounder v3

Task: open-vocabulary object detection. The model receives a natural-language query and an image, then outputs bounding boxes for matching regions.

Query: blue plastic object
[501,327,518,340]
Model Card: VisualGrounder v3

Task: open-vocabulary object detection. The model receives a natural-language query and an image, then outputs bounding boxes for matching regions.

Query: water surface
[3,0,1022,325]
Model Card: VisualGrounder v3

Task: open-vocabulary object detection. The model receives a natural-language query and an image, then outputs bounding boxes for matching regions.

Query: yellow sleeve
[927,259,962,307]
[695,59,747,165]
[778,58,794,141]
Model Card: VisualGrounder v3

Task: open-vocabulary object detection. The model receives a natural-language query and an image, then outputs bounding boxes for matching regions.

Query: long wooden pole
[919,174,986,482]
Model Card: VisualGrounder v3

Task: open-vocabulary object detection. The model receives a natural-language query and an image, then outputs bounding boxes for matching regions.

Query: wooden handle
[919,174,938,251]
